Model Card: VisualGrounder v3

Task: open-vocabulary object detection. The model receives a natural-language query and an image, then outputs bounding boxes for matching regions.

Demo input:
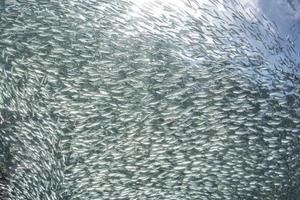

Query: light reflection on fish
[0,0,299,200]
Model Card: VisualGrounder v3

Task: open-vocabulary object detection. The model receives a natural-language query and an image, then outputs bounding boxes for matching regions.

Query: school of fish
[0,0,300,199]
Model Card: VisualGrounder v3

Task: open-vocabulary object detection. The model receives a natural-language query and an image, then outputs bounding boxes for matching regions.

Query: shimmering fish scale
[0,0,300,200]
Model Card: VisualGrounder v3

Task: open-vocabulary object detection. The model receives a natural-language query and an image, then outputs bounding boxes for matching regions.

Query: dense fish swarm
[0,0,300,199]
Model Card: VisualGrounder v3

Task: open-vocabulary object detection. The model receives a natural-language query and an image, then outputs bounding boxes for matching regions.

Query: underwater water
[0,0,300,199]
